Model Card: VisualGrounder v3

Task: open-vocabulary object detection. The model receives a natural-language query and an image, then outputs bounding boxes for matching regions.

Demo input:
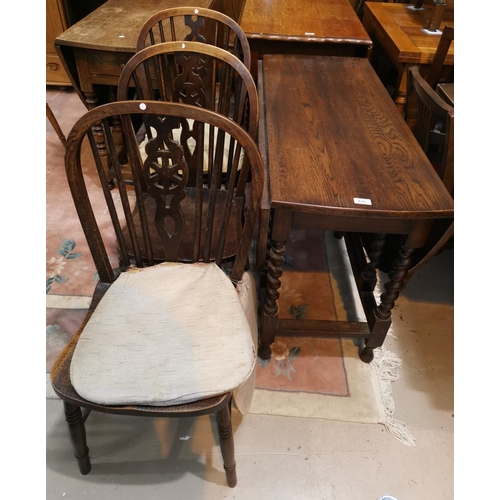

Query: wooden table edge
[244,33,372,45]
[270,200,454,219]
[362,2,423,62]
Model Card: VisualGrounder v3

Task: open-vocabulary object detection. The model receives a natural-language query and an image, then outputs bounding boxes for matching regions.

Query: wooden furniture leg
[360,220,432,362]
[46,103,67,147]
[216,401,237,488]
[360,242,415,362]
[259,209,293,359]
[107,86,127,165]
[81,89,115,187]
[394,63,410,114]
[362,232,388,291]
[64,402,91,475]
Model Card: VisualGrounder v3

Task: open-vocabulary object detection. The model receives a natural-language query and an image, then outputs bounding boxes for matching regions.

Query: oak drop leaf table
[258,54,454,363]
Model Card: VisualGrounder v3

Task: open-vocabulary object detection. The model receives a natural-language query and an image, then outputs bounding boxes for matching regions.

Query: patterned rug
[250,231,414,448]
[46,89,415,446]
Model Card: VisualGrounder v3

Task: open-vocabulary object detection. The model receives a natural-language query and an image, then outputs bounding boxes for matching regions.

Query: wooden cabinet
[47,0,72,86]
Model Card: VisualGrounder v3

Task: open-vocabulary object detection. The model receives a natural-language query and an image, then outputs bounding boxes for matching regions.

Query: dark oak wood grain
[258,54,453,363]
[241,0,371,43]
[264,55,453,219]
[240,0,372,75]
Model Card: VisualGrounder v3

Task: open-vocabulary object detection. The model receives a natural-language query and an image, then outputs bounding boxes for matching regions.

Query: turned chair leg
[46,103,67,147]
[63,401,91,475]
[216,401,237,487]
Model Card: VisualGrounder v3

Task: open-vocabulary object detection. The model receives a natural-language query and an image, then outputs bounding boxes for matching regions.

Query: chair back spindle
[136,7,251,70]
[65,101,264,278]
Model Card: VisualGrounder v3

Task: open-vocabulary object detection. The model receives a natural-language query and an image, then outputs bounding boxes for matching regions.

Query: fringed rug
[249,231,415,447]
[46,89,415,447]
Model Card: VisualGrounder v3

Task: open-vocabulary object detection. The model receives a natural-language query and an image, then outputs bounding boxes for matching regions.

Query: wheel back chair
[50,100,264,488]
[136,6,251,69]
[108,6,252,184]
[115,41,258,264]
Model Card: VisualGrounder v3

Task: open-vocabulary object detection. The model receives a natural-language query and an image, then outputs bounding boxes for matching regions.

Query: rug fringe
[371,346,416,447]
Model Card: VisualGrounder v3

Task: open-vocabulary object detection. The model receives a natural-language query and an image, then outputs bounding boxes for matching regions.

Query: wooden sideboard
[46,0,72,86]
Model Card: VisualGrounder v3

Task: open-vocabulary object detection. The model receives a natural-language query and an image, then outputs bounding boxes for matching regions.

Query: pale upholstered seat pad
[233,271,258,415]
[70,263,256,406]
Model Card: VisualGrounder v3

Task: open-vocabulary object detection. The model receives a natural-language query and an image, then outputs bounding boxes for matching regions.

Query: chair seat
[70,263,256,406]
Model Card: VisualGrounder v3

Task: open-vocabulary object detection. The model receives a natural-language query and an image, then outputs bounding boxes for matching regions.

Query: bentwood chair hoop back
[117,40,258,139]
[50,100,265,487]
[116,41,258,264]
[136,5,251,70]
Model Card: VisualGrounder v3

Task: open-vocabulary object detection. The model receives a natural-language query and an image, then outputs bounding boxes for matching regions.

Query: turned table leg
[360,243,414,363]
[259,209,293,359]
[362,232,388,292]
[394,63,410,114]
[360,220,433,363]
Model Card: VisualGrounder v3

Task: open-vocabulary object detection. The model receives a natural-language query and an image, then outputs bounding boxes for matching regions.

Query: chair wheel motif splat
[116,41,258,263]
[50,100,265,487]
[136,6,251,69]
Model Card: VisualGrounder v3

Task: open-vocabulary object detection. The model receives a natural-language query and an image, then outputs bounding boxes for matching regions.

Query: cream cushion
[232,271,258,415]
[70,263,256,406]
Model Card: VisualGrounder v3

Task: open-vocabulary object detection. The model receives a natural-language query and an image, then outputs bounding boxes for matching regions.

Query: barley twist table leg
[259,239,286,359]
[360,243,415,363]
